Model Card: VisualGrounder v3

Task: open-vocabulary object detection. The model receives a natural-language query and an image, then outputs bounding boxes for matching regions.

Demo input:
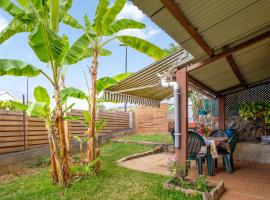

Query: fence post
[22,95,27,150]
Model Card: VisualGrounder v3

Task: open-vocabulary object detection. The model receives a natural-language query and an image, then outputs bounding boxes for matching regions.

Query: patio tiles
[119,153,270,200]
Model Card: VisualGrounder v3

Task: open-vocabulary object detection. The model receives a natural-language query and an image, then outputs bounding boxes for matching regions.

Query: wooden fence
[0,109,129,154]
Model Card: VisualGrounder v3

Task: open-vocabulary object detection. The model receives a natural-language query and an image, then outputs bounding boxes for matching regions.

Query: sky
[0,0,175,109]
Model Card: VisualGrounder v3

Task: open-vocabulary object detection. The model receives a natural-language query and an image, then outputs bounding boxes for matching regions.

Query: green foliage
[168,161,190,180]
[60,87,87,103]
[195,176,209,192]
[34,156,51,168]
[239,102,270,124]
[0,101,23,111]
[0,59,40,77]
[34,86,50,106]
[116,35,169,60]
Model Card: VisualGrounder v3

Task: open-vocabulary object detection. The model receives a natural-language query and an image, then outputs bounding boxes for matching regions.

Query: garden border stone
[163,179,225,200]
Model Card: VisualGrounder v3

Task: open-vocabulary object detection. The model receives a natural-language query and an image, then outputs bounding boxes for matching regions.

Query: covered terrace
[105,1,270,199]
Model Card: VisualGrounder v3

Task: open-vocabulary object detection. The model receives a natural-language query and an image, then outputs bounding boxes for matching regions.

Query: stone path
[119,153,270,200]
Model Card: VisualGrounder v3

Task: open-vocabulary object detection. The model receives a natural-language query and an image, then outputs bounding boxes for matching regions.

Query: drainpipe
[161,79,181,149]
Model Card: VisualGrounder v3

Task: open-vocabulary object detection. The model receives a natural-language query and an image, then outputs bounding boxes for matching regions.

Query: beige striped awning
[104,49,193,107]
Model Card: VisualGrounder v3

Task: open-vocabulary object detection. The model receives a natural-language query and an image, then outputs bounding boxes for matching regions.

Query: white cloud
[0,15,8,32]
[117,27,159,40]
[117,3,144,22]
[116,3,159,40]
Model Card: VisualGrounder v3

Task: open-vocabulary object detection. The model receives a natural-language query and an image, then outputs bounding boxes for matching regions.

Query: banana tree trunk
[87,49,101,172]
[54,85,70,186]
[61,76,71,160]
[47,124,61,183]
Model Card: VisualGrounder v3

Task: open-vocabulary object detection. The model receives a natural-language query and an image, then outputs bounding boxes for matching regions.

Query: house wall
[133,104,168,134]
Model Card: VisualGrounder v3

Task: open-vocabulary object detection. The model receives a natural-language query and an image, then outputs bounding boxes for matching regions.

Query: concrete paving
[119,152,270,200]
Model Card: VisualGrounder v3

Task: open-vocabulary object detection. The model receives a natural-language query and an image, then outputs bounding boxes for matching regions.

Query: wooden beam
[175,67,188,165]
[218,84,244,95]
[161,0,213,56]
[187,30,270,72]
[226,55,246,86]
[188,75,217,96]
[218,95,225,130]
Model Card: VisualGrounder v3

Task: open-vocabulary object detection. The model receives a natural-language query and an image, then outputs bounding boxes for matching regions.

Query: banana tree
[60,73,130,172]
[0,0,89,186]
[75,0,168,169]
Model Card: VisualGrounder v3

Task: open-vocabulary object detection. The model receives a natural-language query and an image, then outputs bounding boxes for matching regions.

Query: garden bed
[164,177,224,200]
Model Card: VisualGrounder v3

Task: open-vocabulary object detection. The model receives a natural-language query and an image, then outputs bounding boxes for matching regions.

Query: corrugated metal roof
[132,0,270,94]
[104,49,193,106]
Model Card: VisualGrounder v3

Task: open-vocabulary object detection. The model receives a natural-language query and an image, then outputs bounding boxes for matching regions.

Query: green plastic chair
[221,133,238,174]
[187,131,206,175]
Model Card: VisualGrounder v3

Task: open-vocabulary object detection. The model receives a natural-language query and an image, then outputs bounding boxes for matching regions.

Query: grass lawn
[120,134,173,144]
[0,143,201,200]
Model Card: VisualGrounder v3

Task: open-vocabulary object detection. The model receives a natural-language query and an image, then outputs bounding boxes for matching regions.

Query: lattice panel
[225,81,270,117]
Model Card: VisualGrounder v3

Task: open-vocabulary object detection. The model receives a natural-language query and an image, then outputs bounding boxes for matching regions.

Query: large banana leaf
[112,72,132,81]
[116,36,169,60]
[34,86,51,105]
[61,12,83,29]
[0,59,40,76]
[60,87,87,103]
[9,101,28,111]
[96,77,118,93]
[26,102,47,118]
[106,19,145,35]
[0,19,32,44]
[102,0,126,33]
[0,0,25,17]
[28,23,65,63]
[92,0,109,34]
[96,73,131,93]
[64,33,94,64]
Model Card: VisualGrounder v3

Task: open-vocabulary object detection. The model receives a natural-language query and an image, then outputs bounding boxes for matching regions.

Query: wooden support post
[175,67,188,165]
[218,95,225,130]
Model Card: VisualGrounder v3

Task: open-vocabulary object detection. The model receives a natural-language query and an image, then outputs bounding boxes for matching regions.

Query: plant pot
[163,178,225,200]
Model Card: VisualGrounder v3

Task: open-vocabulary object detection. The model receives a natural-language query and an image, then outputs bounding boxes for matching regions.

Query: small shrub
[34,156,51,167]
[195,175,209,192]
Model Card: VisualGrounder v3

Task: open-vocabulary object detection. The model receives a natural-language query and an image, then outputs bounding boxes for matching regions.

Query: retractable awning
[104,49,193,107]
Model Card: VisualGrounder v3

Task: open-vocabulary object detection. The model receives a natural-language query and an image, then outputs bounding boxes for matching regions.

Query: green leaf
[106,19,145,35]
[64,115,81,121]
[112,72,133,81]
[92,0,109,34]
[64,33,93,65]
[60,87,87,103]
[84,14,91,32]
[50,0,59,32]
[83,111,90,124]
[0,0,25,17]
[59,0,73,11]
[63,102,75,112]
[0,19,32,44]
[99,48,112,56]
[9,101,28,111]
[26,102,47,118]
[61,12,83,29]
[0,59,41,77]
[116,36,169,60]
[28,23,64,63]
[96,77,118,93]
[102,0,126,33]
[56,35,70,66]
[34,86,50,105]
[73,135,81,142]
